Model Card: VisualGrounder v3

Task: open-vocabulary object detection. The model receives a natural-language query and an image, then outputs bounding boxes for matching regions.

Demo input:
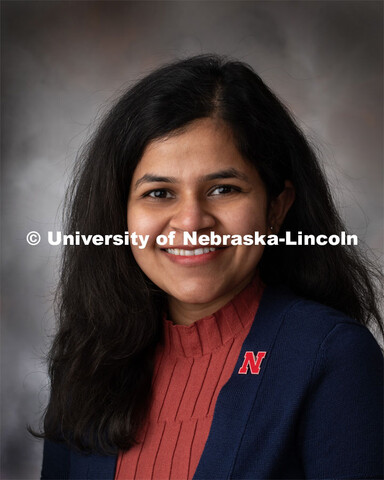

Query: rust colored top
[115,276,264,480]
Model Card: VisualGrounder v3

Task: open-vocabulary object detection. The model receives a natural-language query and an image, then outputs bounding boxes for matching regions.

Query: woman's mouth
[161,246,226,265]
[164,247,216,256]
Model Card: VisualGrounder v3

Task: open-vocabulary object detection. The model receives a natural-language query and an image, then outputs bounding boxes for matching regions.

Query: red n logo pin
[238,351,267,374]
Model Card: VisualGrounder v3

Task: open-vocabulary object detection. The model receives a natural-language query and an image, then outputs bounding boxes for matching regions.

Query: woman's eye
[210,185,240,196]
[145,189,174,199]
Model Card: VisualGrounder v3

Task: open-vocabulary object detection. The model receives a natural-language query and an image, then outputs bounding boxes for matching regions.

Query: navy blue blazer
[41,286,384,479]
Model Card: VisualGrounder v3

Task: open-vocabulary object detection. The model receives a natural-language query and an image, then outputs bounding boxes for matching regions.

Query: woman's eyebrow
[202,168,250,183]
[134,168,250,190]
[134,174,177,189]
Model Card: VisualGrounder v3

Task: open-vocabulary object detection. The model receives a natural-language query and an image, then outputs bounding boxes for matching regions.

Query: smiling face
[127,118,288,324]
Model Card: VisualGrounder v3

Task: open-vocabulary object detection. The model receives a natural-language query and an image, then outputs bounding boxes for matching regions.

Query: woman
[38,55,383,479]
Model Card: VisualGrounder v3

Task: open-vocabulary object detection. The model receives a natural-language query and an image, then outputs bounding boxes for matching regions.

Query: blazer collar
[193,285,295,479]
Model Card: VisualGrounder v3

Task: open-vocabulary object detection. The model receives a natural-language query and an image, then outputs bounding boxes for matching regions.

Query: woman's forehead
[133,118,253,180]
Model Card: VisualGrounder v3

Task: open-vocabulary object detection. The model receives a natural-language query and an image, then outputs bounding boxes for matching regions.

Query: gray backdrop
[1,1,383,478]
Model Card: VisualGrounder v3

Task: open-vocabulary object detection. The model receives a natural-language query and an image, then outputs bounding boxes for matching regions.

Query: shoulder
[251,286,383,437]
[41,439,71,479]
[252,285,383,381]
[261,284,382,352]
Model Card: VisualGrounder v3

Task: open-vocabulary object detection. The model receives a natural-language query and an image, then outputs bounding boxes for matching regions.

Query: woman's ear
[268,180,295,234]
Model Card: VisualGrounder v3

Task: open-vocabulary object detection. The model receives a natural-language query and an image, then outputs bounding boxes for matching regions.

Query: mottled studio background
[1,1,383,478]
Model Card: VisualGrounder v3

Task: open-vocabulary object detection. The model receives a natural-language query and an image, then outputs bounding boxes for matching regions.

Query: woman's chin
[167,284,223,307]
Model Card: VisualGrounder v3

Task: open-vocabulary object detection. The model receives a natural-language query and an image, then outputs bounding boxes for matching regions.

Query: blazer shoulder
[261,285,382,353]
[41,438,71,479]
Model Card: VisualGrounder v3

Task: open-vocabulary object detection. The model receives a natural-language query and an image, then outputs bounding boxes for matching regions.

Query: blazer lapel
[193,285,296,480]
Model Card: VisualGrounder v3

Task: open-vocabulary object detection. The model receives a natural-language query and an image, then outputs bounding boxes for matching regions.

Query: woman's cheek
[128,205,161,237]
[229,209,268,236]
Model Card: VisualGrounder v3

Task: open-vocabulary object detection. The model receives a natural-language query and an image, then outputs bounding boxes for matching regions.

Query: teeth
[165,247,216,256]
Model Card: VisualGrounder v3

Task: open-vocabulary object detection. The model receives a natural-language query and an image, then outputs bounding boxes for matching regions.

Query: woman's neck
[167,274,255,326]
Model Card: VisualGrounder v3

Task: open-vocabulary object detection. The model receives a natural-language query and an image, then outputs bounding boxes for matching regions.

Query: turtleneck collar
[162,275,264,358]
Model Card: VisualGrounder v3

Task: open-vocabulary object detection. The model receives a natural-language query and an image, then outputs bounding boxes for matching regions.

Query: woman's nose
[169,196,216,233]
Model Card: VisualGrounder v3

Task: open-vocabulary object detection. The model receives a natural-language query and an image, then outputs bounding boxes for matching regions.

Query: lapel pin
[238,351,267,374]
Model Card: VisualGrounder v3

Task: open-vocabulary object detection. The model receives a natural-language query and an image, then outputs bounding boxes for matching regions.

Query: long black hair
[35,54,383,453]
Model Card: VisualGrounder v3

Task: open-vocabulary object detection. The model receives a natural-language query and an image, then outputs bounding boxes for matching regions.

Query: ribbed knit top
[115,276,264,480]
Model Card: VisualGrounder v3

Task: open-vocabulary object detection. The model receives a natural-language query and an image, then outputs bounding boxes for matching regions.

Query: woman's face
[127,118,283,321]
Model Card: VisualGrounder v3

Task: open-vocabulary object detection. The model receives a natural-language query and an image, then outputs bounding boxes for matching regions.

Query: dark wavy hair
[34,54,383,454]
